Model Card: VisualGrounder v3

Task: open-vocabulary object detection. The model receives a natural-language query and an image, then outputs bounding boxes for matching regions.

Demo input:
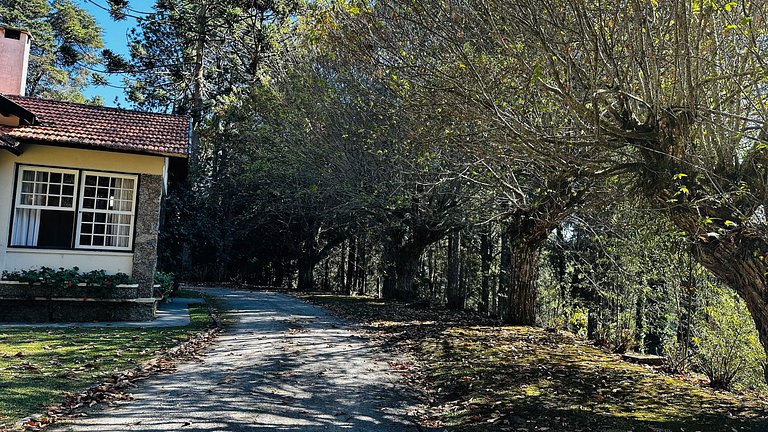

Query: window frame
[8,163,140,253]
[74,171,138,251]
[14,166,80,211]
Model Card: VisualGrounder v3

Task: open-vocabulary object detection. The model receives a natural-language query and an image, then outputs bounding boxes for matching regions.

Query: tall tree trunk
[428,245,436,297]
[498,227,512,320]
[346,237,357,295]
[338,241,347,291]
[479,230,492,315]
[446,231,463,309]
[587,307,599,341]
[357,233,367,295]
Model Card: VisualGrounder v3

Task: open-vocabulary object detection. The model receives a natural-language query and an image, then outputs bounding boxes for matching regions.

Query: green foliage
[1,266,134,288]
[0,0,104,101]
[694,284,766,390]
[154,271,176,300]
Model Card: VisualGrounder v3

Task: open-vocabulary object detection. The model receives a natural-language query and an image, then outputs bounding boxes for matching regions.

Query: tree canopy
[0,0,104,102]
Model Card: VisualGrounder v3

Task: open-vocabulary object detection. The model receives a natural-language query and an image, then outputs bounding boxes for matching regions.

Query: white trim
[0,296,156,303]
[0,281,139,288]
[14,166,79,211]
[6,248,133,257]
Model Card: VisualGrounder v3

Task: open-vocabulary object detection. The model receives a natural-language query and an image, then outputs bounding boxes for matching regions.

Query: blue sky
[76,0,155,107]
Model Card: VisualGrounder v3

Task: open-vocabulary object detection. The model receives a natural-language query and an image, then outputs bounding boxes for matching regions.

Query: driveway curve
[52,288,424,431]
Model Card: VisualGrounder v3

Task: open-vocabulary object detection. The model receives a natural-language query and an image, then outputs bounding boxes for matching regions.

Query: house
[0,26,189,321]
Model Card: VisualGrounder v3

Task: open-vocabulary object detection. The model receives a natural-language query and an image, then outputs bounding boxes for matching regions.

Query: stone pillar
[133,174,163,299]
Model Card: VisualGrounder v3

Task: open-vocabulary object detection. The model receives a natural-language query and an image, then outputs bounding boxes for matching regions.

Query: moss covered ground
[303,295,768,431]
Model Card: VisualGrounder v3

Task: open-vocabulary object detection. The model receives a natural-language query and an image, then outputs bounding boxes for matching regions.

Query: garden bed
[0,280,140,299]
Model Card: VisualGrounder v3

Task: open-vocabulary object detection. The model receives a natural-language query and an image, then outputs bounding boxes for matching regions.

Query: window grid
[16,167,78,211]
[76,172,137,251]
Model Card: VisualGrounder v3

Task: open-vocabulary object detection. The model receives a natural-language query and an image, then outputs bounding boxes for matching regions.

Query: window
[11,167,78,248]
[10,166,137,251]
[76,172,136,249]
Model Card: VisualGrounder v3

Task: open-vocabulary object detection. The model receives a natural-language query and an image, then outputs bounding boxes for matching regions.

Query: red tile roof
[0,95,189,158]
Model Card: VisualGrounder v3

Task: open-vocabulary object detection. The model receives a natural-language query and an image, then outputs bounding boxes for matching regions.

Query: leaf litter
[302,294,768,432]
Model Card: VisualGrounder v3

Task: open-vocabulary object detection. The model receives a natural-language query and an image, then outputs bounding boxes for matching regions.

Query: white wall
[0,143,166,276]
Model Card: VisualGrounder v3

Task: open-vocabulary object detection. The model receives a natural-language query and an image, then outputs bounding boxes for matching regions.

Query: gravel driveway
[52,289,424,431]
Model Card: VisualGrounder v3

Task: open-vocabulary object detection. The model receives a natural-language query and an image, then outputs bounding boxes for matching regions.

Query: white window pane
[77,172,136,250]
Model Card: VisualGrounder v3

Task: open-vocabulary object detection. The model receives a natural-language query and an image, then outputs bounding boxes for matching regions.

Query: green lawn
[0,303,214,428]
[303,295,768,432]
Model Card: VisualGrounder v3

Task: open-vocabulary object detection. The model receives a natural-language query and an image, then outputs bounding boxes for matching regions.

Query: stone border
[0,298,157,322]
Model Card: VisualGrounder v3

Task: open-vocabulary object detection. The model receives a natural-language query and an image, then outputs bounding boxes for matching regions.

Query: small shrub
[80,269,133,288]
[663,339,692,374]
[567,306,589,337]
[154,271,176,300]
[694,286,765,390]
[1,267,134,288]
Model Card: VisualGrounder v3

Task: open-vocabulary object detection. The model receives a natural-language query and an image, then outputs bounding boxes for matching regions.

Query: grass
[173,289,204,299]
[0,303,214,428]
[303,295,768,432]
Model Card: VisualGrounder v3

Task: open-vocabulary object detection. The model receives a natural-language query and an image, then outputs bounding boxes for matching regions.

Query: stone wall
[0,299,157,322]
[133,174,163,298]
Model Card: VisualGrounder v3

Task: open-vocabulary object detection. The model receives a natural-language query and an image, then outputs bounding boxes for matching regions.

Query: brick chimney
[0,26,31,96]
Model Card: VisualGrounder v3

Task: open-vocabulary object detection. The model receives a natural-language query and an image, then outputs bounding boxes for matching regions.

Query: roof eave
[0,135,22,156]
[10,137,187,159]
[0,95,37,126]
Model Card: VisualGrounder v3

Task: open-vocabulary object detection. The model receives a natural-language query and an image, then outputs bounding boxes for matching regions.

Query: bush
[1,266,134,288]
[154,271,176,300]
[694,285,765,390]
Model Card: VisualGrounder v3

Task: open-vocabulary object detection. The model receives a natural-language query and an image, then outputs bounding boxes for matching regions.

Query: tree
[0,0,104,102]
[318,0,593,322]
[110,0,301,164]
[321,0,768,368]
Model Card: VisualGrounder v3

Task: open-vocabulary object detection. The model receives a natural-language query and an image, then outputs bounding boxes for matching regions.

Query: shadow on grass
[0,304,213,426]
[305,295,768,432]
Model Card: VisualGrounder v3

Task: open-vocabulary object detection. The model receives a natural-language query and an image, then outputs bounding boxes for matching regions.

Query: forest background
[2,0,767,392]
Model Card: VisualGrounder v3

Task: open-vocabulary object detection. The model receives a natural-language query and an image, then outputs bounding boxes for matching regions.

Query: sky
[76,0,155,107]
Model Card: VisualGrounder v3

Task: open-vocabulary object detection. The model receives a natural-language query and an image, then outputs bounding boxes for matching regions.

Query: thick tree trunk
[297,256,315,291]
[503,230,541,325]
[381,240,424,301]
[446,231,463,309]
[691,230,768,382]
[587,307,599,341]
[428,246,436,297]
[498,228,512,320]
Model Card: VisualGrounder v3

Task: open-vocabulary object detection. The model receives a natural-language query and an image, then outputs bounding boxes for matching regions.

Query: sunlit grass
[0,304,213,427]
